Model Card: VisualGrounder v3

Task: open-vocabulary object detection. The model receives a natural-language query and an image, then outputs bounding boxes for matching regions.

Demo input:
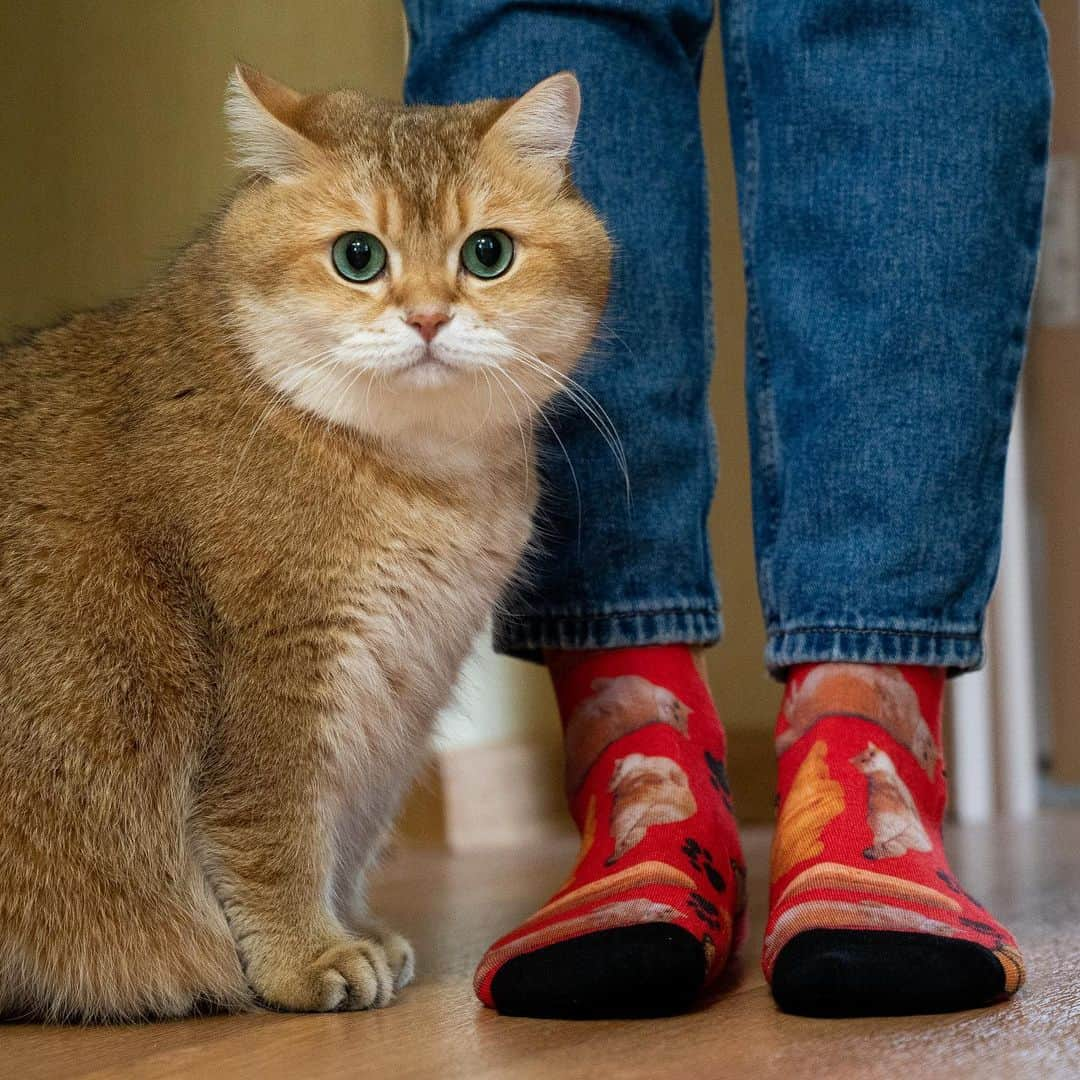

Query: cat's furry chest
[331,487,525,715]
[193,419,532,742]
[308,460,531,916]
[254,447,531,719]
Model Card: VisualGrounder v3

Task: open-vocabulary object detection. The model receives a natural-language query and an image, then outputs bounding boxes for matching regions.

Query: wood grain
[3,813,1079,1078]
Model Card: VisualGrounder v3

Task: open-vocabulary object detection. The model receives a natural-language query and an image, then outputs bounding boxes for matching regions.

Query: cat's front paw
[249,935,398,1012]
[370,927,415,992]
[344,918,415,992]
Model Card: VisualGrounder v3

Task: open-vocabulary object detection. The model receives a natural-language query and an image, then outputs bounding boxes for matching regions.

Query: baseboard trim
[397,728,778,849]
[398,742,570,851]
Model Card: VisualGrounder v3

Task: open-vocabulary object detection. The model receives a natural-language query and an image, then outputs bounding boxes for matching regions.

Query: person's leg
[403,0,743,1018]
[720,0,1050,1013]
[405,0,721,656]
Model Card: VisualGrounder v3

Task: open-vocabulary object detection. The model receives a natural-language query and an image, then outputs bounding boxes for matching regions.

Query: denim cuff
[764,624,985,681]
[493,602,723,663]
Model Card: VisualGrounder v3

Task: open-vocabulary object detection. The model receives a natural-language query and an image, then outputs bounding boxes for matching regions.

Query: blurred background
[1,2,1077,837]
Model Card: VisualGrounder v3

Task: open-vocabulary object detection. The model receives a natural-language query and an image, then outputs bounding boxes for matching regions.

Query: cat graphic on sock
[850,743,933,860]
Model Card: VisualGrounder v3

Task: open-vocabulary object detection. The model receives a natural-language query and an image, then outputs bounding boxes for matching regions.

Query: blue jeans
[403,0,1051,676]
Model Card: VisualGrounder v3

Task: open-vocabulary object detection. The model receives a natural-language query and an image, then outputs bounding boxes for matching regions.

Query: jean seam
[725,0,781,625]
[501,601,721,620]
[763,626,986,679]
[404,0,424,44]
[968,8,1052,633]
[770,624,982,641]
[494,607,724,660]
[699,61,721,606]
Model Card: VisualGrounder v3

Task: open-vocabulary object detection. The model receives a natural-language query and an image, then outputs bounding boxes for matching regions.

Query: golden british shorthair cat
[606,753,697,864]
[0,65,609,1021]
[850,743,933,860]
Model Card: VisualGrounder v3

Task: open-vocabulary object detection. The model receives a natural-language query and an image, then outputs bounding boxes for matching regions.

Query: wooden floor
[4,812,1080,1079]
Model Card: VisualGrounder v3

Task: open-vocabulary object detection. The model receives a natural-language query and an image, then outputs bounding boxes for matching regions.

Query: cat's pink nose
[406,310,451,343]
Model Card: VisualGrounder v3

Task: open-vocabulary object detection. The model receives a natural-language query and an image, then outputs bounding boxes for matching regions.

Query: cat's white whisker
[227,386,291,495]
[493,365,582,543]
[498,343,629,497]
[486,367,532,501]
[508,349,630,504]
[445,369,496,448]
[220,343,344,457]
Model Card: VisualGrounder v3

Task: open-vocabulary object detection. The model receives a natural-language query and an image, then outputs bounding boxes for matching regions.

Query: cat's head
[850,742,894,774]
[216,64,610,457]
[653,685,691,731]
[608,753,689,795]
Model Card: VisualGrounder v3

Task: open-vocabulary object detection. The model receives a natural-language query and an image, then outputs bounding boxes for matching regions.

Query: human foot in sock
[474,645,746,1018]
[764,662,1025,1016]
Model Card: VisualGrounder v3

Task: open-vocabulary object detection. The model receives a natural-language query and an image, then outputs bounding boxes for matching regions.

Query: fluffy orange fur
[0,65,609,1021]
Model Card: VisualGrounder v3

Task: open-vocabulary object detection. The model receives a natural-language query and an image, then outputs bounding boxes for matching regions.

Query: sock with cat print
[764,661,1025,1016]
[474,644,746,1018]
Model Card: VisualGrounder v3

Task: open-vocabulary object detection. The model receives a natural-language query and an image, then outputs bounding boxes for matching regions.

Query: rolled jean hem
[493,605,723,664]
[764,625,984,681]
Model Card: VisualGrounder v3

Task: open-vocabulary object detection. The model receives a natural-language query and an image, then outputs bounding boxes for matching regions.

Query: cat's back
[0,303,178,657]
[0,322,74,453]
[1,298,191,512]
[2,319,86,525]
[1,306,132,465]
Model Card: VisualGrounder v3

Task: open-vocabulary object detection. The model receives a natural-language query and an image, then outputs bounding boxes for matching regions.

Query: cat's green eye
[461,229,514,279]
[332,232,387,283]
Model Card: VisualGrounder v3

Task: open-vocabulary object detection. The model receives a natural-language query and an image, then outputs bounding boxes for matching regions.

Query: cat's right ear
[225,63,319,180]
[484,72,581,179]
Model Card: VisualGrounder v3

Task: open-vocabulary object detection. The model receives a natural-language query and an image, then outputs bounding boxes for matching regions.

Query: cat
[0,64,610,1021]
[850,743,933,860]
[778,663,938,778]
[606,754,697,864]
[563,675,691,793]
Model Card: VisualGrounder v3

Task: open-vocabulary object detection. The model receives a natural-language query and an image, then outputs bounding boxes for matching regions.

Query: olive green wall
[0,3,780,817]
[0,1,406,331]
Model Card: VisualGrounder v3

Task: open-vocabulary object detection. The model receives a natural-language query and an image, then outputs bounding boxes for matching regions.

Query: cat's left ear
[485,72,581,178]
[225,63,320,180]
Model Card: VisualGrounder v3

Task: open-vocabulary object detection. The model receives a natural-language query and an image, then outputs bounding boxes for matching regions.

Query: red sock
[473,645,746,1017]
[764,662,1025,1015]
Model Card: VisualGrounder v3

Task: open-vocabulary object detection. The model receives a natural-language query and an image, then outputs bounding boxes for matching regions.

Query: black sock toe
[489,922,706,1019]
[771,930,1007,1017]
